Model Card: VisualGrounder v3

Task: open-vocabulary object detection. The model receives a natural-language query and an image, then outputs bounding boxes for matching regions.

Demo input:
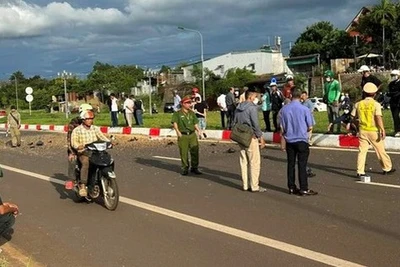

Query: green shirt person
[324,70,341,133]
[171,96,202,175]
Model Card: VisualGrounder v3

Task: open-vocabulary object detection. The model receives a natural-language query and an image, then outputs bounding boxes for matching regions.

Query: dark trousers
[227,105,236,130]
[110,111,118,127]
[327,104,340,133]
[0,213,15,236]
[390,105,400,132]
[220,110,227,129]
[134,110,139,125]
[178,133,199,171]
[262,110,271,132]
[136,110,143,126]
[286,141,310,191]
[272,110,280,132]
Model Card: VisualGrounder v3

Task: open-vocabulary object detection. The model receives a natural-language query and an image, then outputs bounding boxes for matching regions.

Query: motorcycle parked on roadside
[65,141,119,211]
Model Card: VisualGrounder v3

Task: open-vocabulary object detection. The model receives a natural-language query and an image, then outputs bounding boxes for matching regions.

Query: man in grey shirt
[234,90,266,192]
[226,87,236,130]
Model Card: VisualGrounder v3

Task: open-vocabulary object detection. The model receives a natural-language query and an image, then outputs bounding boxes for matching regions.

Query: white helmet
[285,74,294,81]
[391,69,400,76]
[79,103,93,113]
[358,65,370,72]
[79,110,94,120]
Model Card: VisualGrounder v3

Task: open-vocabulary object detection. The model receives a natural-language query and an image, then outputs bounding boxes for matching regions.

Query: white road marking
[356,181,400,189]
[153,156,180,161]
[1,163,365,267]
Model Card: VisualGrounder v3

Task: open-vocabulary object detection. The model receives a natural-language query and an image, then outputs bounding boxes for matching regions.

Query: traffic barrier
[0,123,400,150]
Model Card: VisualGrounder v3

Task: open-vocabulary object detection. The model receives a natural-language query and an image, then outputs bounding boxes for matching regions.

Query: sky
[0,0,380,79]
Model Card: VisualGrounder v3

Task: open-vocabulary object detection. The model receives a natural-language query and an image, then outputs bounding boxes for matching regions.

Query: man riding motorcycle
[67,104,94,179]
[71,109,110,197]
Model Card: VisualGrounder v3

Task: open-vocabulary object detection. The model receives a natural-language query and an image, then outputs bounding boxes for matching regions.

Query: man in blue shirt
[280,90,318,196]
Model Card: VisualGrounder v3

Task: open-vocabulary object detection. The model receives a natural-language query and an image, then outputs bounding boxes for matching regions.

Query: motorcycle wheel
[102,177,119,211]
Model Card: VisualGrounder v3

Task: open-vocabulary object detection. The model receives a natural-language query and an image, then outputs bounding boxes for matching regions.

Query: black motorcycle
[66,141,119,211]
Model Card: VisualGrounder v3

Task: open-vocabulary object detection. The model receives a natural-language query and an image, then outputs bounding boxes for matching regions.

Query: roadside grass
[0,109,396,134]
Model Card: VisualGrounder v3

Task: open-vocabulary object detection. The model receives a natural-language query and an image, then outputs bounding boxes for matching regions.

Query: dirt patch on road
[0,132,238,158]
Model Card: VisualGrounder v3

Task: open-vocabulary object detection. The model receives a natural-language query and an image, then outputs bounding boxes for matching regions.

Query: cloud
[0,0,379,78]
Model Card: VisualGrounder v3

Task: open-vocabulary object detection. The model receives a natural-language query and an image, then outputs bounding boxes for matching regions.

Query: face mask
[253,97,259,105]
[344,109,350,114]
[391,75,398,81]
[325,77,331,82]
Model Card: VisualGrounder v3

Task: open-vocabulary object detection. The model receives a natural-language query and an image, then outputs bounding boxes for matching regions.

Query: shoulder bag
[230,123,253,148]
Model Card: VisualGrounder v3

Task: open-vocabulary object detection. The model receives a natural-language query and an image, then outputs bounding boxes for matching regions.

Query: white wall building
[182,49,291,82]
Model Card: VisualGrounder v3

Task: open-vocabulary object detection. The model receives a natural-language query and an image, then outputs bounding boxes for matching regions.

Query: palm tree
[371,0,397,68]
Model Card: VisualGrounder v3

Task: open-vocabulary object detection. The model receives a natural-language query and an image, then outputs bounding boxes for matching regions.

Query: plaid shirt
[71,124,110,151]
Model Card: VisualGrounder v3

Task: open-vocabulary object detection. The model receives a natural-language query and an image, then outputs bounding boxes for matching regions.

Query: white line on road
[153,156,180,161]
[356,181,400,189]
[0,163,365,267]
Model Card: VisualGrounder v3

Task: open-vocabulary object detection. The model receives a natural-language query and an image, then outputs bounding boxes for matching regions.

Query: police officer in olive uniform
[171,96,202,175]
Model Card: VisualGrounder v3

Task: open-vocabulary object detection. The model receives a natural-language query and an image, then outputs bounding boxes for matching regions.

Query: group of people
[108,93,145,128]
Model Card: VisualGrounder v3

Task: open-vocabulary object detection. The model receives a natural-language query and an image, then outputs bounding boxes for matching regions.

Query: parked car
[310,97,327,112]
[163,102,175,113]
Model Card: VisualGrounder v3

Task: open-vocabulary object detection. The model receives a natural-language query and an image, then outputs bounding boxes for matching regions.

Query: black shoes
[299,189,318,196]
[288,188,318,196]
[190,168,202,175]
[383,168,396,175]
[181,168,202,175]
[288,188,301,195]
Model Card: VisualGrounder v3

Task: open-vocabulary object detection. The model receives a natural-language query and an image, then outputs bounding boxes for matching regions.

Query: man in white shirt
[173,90,181,111]
[109,93,119,127]
[123,95,135,127]
[217,93,227,129]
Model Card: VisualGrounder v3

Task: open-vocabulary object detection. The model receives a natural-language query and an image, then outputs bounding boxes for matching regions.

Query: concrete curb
[1,123,399,151]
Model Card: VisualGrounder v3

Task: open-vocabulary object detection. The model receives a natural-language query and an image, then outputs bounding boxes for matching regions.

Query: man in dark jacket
[226,87,236,130]
[270,83,284,132]
[388,70,400,137]
[234,90,266,192]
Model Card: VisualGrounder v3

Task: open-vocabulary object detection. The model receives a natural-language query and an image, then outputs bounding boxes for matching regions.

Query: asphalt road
[0,131,399,267]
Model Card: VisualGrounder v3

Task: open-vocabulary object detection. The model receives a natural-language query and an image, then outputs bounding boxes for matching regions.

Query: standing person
[71,110,111,197]
[7,105,21,148]
[0,191,19,241]
[123,95,135,127]
[234,90,266,192]
[280,90,317,196]
[301,91,315,131]
[109,93,119,127]
[134,98,144,126]
[171,96,202,176]
[192,87,202,102]
[194,97,208,139]
[359,65,382,91]
[173,90,181,112]
[226,87,236,130]
[282,75,295,99]
[388,70,400,137]
[239,86,248,103]
[216,92,227,129]
[324,70,341,134]
[351,83,395,178]
[261,84,272,132]
[270,83,284,132]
